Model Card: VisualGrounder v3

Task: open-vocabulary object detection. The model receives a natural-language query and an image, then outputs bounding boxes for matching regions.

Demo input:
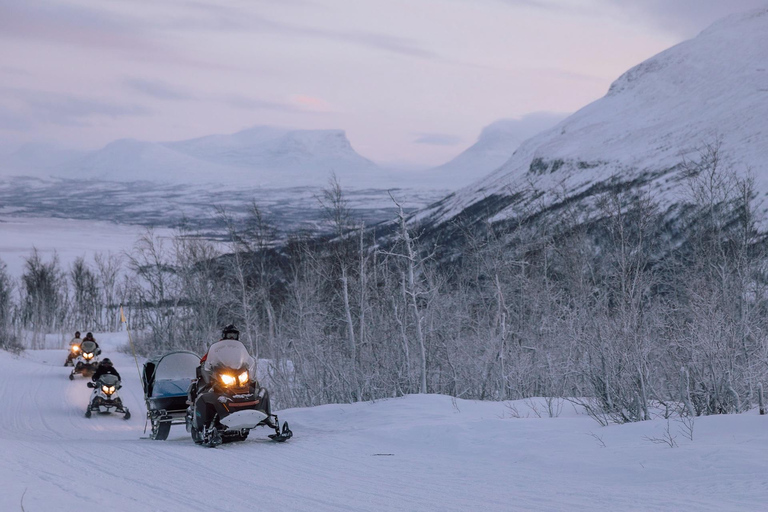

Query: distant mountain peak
[3,125,383,187]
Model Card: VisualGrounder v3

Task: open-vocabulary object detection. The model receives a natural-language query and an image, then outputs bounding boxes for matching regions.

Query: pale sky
[0,0,765,167]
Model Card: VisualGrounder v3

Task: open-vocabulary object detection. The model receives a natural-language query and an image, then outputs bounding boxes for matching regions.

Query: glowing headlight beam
[220,374,236,386]
[238,371,248,385]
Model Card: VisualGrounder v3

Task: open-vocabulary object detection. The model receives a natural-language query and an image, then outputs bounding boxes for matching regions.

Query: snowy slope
[2,338,768,511]
[417,8,768,227]
[64,138,247,182]
[421,114,567,189]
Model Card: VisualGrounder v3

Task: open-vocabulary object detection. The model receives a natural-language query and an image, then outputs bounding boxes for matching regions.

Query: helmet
[75,331,81,337]
[221,324,239,340]
[102,358,112,366]
[85,332,94,339]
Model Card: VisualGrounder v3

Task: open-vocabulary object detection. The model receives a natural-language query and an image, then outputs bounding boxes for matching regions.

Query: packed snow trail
[1,335,768,511]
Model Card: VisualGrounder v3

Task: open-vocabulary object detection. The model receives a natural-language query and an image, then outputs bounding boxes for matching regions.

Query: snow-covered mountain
[67,138,244,182]
[3,126,384,187]
[422,114,567,189]
[416,8,768,228]
[165,126,378,174]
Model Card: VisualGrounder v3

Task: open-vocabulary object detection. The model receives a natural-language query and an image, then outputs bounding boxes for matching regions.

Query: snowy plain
[1,333,767,511]
[0,216,173,278]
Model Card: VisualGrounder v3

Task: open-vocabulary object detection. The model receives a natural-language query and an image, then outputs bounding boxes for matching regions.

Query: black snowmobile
[86,373,130,419]
[69,340,101,380]
[185,340,292,447]
[142,350,200,440]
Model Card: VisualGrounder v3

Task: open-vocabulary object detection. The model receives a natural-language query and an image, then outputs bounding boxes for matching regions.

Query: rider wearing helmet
[92,358,121,381]
[82,332,101,351]
[192,324,243,394]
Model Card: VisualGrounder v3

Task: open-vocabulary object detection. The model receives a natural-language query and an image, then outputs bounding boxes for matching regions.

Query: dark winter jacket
[92,365,121,382]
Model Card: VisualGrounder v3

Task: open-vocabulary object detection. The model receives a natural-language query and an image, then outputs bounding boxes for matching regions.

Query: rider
[190,324,245,397]
[81,332,102,356]
[65,331,82,366]
[92,358,121,382]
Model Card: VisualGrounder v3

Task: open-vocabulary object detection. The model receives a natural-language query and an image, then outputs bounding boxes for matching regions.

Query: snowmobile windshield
[81,340,98,353]
[204,340,255,373]
[99,374,120,386]
[151,352,199,397]
[155,352,199,381]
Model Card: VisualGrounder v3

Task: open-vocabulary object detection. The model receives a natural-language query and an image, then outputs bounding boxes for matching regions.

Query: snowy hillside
[2,126,385,188]
[421,114,567,189]
[65,138,246,182]
[417,8,768,227]
[2,338,768,511]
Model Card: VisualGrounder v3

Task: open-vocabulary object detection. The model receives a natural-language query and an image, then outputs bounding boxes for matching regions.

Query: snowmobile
[64,340,81,367]
[69,340,101,380]
[85,373,130,419]
[142,350,200,440]
[185,340,292,447]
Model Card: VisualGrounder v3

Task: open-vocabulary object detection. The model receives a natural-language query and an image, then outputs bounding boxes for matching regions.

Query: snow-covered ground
[0,216,170,277]
[1,333,767,511]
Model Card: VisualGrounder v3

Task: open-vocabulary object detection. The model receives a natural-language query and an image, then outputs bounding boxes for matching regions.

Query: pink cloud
[289,95,332,112]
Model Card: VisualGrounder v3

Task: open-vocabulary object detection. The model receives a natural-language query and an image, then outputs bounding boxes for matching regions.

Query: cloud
[414,133,463,146]
[605,0,768,35]
[124,0,441,60]
[223,95,302,113]
[0,0,440,75]
[1,88,150,127]
[0,0,156,51]
[123,78,194,101]
[0,106,35,131]
[289,95,333,112]
[487,0,767,35]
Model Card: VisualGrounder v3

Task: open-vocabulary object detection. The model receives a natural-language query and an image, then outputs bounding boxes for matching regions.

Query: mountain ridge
[2,126,384,187]
[414,7,768,230]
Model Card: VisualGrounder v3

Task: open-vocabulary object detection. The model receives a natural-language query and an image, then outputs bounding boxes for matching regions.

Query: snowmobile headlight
[71,345,80,353]
[83,352,93,360]
[102,385,115,395]
[238,371,248,386]
[219,373,236,386]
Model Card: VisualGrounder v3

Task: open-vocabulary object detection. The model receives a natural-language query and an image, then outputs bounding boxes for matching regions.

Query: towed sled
[86,373,130,419]
[142,350,199,440]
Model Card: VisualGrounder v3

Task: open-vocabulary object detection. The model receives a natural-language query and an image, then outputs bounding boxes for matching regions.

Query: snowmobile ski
[268,421,293,442]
